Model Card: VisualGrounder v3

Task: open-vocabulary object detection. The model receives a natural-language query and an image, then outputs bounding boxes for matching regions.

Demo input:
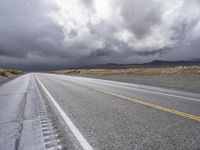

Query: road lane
[43,74,200,116]
[35,76,93,150]
[58,75,200,101]
[69,76,200,102]
[36,73,200,150]
[2,73,198,149]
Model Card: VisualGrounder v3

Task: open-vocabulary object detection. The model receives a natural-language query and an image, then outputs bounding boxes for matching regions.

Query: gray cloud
[80,0,93,7]
[134,47,171,57]
[119,0,162,39]
[0,0,66,59]
[90,48,113,57]
[0,0,200,71]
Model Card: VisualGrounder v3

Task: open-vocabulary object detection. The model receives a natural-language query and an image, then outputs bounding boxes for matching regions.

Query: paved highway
[0,73,200,150]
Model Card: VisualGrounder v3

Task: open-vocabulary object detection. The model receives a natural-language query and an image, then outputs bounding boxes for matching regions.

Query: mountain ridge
[80,60,200,69]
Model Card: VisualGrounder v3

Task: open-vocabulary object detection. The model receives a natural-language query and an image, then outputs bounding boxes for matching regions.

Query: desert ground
[0,69,24,84]
[52,66,200,93]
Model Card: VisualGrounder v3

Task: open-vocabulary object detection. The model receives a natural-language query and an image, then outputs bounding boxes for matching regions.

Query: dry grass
[52,66,200,76]
[0,69,24,77]
[51,70,80,75]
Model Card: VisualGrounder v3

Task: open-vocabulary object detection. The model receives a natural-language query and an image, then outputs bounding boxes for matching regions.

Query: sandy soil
[0,75,18,85]
[52,66,200,93]
[79,74,200,93]
[52,66,200,75]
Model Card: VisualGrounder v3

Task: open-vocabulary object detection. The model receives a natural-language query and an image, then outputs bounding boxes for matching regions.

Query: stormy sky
[0,0,200,70]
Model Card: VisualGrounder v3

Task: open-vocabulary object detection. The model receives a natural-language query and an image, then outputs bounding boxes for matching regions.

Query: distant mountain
[81,60,200,69]
[143,60,200,67]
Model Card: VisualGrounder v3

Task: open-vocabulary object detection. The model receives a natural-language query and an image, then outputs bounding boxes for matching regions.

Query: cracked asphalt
[0,75,29,150]
[0,74,61,150]
[0,73,200,150]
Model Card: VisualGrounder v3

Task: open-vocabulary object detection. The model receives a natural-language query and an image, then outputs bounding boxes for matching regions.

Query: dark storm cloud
[80,0,93,7]
[79,48,169,67]
[89,47,172,57]
[134,47,171,57]
[0,0,67,59]
[119,0,162,39]
[164,36,200,61]
[90,48,113,57]
[0,0,200,71]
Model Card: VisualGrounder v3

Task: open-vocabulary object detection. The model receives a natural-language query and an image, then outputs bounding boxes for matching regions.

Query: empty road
[0,73,200,150]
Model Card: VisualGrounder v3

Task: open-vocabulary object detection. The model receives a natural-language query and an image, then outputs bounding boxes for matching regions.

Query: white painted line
[64,76,200,103]
[85,79,200,102]
[35,76,93,150]
[124,86,200,102]
[46,74,200,102]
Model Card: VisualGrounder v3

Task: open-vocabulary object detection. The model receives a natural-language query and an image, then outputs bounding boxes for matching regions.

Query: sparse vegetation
[51,66,200,76]
[51,70,80,75]
[0,70,8,77]
[65,70,80,74]
[0,69,24,77]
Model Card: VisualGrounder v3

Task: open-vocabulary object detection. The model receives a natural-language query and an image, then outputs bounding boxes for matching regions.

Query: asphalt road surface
[0,73,200,150]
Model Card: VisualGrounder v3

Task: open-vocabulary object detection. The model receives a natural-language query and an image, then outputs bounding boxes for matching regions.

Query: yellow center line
[68,79,200,122]
[96,88,200,122]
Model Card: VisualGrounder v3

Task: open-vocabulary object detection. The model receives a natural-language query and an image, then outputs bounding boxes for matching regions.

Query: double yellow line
[95,87,200,122]
[71,80,200,122]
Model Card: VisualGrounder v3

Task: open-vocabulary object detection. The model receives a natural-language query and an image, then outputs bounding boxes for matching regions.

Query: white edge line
[34,75,93,150]
[127,87,200,102]
[63,76,200,102]
[47,74,200,102]
[93,81,200,102]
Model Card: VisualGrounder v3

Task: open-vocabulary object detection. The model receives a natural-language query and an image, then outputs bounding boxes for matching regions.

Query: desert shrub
[7,70,24,75]
[75,70,80,73]
[0,70,8,77]
[65,70,80,74]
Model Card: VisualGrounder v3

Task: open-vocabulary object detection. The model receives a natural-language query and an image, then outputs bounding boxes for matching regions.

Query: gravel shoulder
[52,66,200,93]
[73,73,200,94]
[0,75,20,86]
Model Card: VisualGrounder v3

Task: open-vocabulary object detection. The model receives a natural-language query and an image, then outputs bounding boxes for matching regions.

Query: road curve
[0,73,200,150]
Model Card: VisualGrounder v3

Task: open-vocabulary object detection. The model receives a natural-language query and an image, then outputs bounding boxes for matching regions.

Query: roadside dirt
[80,74,200,93]
[52,66,200,76]
[0,75,18,85]
[52,66,200,93]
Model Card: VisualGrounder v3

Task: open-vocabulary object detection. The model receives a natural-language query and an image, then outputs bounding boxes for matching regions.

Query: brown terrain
[52,66,200,76]
[51,66,200,93]
[0,69,24,85]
